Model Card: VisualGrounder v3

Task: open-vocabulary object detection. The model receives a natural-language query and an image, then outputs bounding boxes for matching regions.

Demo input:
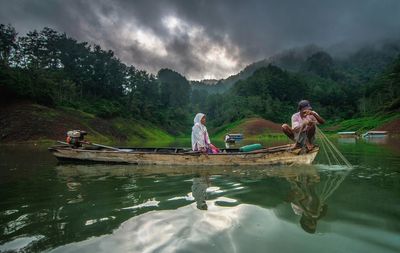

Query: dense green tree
[124,67,160,120]
[304,51,335,79]
[158,68,190,107]
[363,55,400,112]
[190,89,208,111]
[0,24,18,66]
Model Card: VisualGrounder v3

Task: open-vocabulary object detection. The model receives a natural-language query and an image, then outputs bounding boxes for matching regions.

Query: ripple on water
[0,235,45,252]
[167,194,194,201]
[214,196,239,207]
[315,164,352,171]
[85,216,116,226]
[1,209,19,216]
[120,199,160,211]
[207,186,223,193]
[351,165,400,180]
[3,214,30,235]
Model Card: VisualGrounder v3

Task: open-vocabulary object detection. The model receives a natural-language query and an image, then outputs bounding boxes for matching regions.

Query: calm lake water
[1,137,400,253]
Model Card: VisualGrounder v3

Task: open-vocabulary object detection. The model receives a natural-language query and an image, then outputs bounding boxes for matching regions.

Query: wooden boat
[224,133,244,143]
[337,131,358,138]
[227,133,244,140]
[48,144,319,166]
[362,131,388,138]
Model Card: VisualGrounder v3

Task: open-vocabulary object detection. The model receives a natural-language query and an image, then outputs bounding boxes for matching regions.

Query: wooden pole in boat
[91,143,121,151]
[56,140,121,151]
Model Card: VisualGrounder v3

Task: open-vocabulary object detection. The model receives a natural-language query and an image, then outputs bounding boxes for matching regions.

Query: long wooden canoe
[48,144,319,166]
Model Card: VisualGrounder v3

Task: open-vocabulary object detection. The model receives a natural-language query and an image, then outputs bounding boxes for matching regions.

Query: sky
[0,0,400,80]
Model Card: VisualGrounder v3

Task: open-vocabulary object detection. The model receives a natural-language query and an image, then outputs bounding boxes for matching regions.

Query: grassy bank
[211,114,400,143]
[212,117,283,140]
[206,117,288,148]
[321,113,400,134]
[2,102,399,147]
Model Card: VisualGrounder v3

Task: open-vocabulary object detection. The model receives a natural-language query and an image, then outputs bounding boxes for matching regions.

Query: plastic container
[239,143,263,152]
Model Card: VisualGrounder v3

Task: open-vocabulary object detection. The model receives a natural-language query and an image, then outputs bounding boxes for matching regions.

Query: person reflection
[287,173,327,234]
[191,174,210,210]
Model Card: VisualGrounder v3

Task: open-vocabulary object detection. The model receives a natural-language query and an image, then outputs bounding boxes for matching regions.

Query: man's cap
[300,215,317,234]
[298,100,312,111]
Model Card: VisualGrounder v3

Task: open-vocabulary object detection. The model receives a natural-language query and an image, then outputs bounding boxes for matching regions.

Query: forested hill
[1,24,399,142]
[0,24,194,137]
[199,42,400,93]
[189,42,400,128]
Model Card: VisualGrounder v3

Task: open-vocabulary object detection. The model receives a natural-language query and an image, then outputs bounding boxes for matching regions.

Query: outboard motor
[66,130,87,148]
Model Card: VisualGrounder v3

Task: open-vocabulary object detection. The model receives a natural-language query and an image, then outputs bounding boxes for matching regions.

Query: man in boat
[191,113,219,153]
[282,100,325,151]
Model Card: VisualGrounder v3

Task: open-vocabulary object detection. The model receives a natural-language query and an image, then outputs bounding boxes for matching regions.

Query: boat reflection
[55,164,320,179]
[55,163,350,234]
[338,137,357,144]
[363,135,388,144]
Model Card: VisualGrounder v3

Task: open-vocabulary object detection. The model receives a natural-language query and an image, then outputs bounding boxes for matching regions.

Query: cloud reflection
[49,203,284,253]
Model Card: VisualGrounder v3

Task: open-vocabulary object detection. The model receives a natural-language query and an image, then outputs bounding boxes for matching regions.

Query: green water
[0,138,399,253]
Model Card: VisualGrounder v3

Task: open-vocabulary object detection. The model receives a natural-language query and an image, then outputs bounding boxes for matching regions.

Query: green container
[239,143,263,152]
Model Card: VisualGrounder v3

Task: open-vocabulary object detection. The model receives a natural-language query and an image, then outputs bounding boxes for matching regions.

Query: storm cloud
[0,0,399,79]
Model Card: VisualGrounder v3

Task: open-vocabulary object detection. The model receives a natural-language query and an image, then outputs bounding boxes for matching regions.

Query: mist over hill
[193,39,400,94]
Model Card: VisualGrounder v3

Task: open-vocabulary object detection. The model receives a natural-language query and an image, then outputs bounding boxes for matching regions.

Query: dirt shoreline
[0,102,126,144]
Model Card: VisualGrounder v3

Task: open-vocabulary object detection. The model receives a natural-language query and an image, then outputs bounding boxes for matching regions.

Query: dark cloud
[0,0,399,79]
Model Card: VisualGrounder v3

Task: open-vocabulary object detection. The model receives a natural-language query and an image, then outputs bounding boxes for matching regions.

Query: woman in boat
[191,113,219,153]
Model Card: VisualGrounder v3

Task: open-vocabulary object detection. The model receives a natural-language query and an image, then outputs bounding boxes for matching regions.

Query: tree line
[0,24,193,133]
[1,24,399,134]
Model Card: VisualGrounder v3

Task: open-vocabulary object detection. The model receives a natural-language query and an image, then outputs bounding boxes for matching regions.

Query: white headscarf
[191,113,210,151]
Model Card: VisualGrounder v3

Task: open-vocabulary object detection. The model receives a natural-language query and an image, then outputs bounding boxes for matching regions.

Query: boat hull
[48,146,319,166]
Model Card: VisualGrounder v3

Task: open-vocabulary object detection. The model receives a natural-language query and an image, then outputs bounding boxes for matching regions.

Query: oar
[57,140,71,146]
[90,142,121,151]
[56,140,121,151]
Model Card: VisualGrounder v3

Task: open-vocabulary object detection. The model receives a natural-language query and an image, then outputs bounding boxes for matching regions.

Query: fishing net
[287,129,353,234]
[316,127,352,168]
[315,126,353,202]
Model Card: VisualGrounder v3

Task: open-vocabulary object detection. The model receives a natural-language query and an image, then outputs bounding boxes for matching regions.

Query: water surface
[0,138,399,252]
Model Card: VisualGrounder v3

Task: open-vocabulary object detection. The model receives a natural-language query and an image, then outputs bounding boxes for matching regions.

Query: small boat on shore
[48,144,319,166]
[362,131,388,138]
[224,133,244,144]
[337,131,358,138]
